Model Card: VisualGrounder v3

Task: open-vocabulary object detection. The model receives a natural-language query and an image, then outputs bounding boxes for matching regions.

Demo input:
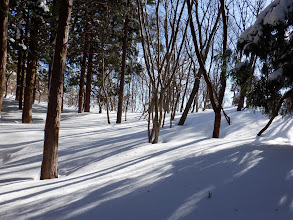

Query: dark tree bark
[213,110,221,138]
[191,91,198,113]
[15,41,23,101]
[78,39,88,113]
[19,53,25,109]
[117,0,130,123]
[180,69,190,112]
[84,45,93,112]
[32,73,37,104]
[257,89,293,136]
[22,17,39,123]
[237,88,245,111]
[41,0,73,180]
[48,0,58,91]
[186,0,228,138]
[0,0,9,117]
[178,71,201,125]
[4,71,12,97]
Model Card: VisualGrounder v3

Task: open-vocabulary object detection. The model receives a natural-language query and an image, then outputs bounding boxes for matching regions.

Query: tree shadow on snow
[5,142,293,220]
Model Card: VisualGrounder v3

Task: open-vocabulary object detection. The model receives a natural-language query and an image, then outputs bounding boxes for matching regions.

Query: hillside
[0,98,293,220]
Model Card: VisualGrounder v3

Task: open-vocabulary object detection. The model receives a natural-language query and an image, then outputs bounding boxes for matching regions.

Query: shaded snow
[0,98,293,220]
[268,67,283,80]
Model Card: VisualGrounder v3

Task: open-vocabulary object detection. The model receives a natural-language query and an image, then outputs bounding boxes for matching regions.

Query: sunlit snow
[0,98,293,220]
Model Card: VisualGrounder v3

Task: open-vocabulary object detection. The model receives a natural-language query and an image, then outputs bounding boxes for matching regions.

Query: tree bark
[213,110,221,138]
[257,89,293,136]
[186,0,228,138]
[32,73,37,104]
[84,45,93,112]
[22,17,39,123]
[237,88,245,111]
[41,0,73,180]
[0,0,9,117]
[15,40,23,101]
[19,53,25,109]
[78,40,88,113]
[5,72,12,98]
[178,74,201,125]
[117,0,130,123]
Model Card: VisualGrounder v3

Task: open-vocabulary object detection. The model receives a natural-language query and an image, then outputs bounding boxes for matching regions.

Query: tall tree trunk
[152,95,160,144]
[191,93,198,113]
[19,53,25,109]
[178,72,201,125]
[180,68,191,112]
[213,109,221,138]
[0,0,9,118]
[32,73,37,104]
[237,87,245,111]
[41,0,73,180]
[22,17,39,123]
[117,0,130,123]
[15,41,23,101]
[187,0,228,138]
[48,0,58,91]
[78,40,88,113]
[5,72,12,98]
[84,45,93,112]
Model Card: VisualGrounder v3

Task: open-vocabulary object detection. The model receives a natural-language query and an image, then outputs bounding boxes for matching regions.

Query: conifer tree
[238,0,293,135]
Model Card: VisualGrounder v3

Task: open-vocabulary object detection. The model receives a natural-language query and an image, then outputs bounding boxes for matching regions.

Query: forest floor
[0,98,293,220]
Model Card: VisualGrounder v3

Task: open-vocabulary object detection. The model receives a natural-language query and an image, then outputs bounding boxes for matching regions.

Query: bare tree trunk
[191,93,198,113]
[178,72,201,125]
[22,17,39,123]
[41,0,73,180]
[32,73,37,104]
[19,53,25,109]
[257,89,293,136]
[152,96,160,144]
[213,110,221,138]
[125,98,129,121]
[84,45,93,112]
[237,88,245,111]
[187,0,228,138]
[16,57,22,101]
[117,0,130,123]
[15,37,23,101]
[180,67,191,112]
[5,72,12,98]
[78,40,88,113]
[0,0,9,117]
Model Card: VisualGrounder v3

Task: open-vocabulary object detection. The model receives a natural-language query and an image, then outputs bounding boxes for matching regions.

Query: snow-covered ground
[0,98,293,220]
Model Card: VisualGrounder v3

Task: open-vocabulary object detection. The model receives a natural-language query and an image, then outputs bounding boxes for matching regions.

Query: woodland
[0,0,293,219]
[0,0,292,186]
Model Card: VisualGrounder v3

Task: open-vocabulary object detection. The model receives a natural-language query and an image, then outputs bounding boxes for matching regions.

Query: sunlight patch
[234,150,263,177]
[279,195,287,206]
[167,185,215,220]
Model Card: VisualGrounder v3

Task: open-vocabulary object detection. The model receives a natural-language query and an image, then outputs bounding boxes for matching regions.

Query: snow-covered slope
[0,98,292,220]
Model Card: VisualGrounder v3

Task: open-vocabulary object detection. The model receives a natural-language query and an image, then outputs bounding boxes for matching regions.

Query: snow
[0,98,293,220]
[8,38,15,43]
[18,43,27,50]
[235,60,248,72]
[238,0,293,45]
[38,0,49,12]
[268,67,283,80]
